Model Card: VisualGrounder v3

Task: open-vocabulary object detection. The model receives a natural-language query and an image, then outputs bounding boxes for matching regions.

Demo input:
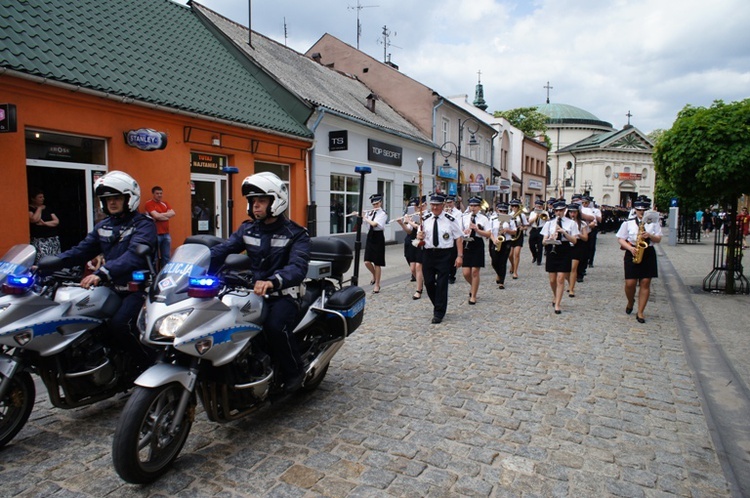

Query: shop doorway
[26,165,105,251]
[190,175,227,238]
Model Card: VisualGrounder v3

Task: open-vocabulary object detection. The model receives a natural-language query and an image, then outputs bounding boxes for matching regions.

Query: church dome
[535,103,612,129]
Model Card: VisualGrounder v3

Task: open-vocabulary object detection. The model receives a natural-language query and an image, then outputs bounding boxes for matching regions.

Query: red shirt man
[144,186,175,268]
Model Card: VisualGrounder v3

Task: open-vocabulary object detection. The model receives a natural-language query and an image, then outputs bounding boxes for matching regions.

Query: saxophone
[632,217,649,264]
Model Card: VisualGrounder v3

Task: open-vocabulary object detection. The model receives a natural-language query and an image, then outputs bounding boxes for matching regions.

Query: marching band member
[508,199,528,280]
[527,199,547,266]
[566,204,589,298]
[489,202,514,289]
[461,197,491,304]
[581,195,602,267]
[616,198,662,323]
[444,195,463,284]
[396,197,424,300]
[541,200,579,314]
[416,193,464,324]
[363,193,387,293]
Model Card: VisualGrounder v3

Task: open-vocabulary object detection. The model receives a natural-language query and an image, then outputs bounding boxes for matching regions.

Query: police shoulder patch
[423,213,433,220]
[445,213,455,222]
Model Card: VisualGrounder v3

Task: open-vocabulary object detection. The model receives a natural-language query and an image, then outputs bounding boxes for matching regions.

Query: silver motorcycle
[0,244,152,448]
[112,237,365,483]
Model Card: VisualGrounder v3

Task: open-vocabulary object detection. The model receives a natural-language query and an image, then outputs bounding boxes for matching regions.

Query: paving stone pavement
[0,232,736,497]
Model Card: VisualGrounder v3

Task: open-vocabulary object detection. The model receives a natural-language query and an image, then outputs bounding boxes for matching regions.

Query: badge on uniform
[442,232,450,240]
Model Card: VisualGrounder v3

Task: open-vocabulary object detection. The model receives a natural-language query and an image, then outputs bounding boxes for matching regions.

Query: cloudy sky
[179,0,749,134]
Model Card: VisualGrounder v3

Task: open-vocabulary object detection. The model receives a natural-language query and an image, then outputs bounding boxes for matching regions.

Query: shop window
[330,174,361,234]
[25,130,106,164]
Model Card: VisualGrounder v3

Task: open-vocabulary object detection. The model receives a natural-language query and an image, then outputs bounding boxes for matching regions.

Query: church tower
[473,70,487,111]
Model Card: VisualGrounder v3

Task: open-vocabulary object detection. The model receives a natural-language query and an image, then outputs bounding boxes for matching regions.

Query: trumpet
[539,211,550,222]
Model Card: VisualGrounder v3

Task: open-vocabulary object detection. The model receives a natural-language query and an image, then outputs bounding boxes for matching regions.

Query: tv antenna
[283,17,288,46]
[348,1,379,50]
[378,25,400,63]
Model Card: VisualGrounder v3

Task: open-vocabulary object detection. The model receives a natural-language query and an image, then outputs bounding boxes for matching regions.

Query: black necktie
[433,216,439,247]
[557,217,564,241]
[370,209,377,221]
[470,214,476,239]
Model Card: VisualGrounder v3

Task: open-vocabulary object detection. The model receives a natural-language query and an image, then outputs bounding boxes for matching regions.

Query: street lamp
[439,118,479,204]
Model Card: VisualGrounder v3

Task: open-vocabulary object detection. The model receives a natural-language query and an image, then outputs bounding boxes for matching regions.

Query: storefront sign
[125,128,168,151]
[528,180,543,190]
[0,103,17,133]
[438,165,458,180]
[614,172,642,181]
[329,130,348,151]
[190,152,226,174]
[367,139,402,166]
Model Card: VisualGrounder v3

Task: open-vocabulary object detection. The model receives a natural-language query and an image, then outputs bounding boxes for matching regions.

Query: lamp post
[440,118,479,205]
[583,180,592,196]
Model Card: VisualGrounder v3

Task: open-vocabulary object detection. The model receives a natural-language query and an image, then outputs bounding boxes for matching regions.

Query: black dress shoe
[625,305,633,315]
[554,309,562,314]
[636,315,646,323]
[431,316,443,324]
[283,372,305,394]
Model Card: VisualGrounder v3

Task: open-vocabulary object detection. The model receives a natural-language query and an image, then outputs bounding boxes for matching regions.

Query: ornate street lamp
[439,118,479,203]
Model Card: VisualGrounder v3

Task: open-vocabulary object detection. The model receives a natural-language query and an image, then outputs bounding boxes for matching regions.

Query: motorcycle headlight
[137,305,147,333]
[0,303,10,314]
[151,309,193,340]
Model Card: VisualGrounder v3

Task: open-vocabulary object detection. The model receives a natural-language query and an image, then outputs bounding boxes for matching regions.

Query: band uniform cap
[548,197,557,203]
[369,193,383,203]
[557,198,566,204]
[445,195,456,202]
[496,202,509,211]
[567,203,580,211]
[571,193,583,200]
[468,196,482,205]
[634,200,650,210]
[534,199,545,206]
[582,195,592,202]
[408,197,419,206]
[509,199,521,206]
[430,193,446,204]
[553,201,567,210]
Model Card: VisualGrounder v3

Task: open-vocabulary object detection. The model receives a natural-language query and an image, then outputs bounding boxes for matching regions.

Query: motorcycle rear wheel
[112,383,193,484]
[0,371,35,448]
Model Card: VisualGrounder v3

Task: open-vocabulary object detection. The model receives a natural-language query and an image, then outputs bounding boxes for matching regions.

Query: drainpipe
[432,97,445,193]
[305,108,328,236]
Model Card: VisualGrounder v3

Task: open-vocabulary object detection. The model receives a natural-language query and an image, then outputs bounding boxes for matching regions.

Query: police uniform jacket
[210,216,310,290]
[422,212,464,249]
[57,212,157,285]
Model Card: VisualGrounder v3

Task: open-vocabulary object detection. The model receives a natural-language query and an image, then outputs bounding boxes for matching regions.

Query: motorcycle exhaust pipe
[306,338,344,379]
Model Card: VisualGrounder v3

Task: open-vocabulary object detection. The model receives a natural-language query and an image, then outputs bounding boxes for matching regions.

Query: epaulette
[445,213,455,222]
[423,212,433,220]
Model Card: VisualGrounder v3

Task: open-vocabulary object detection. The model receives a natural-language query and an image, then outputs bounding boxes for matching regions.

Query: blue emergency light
[2,274,35,295]
[188,276,221,298]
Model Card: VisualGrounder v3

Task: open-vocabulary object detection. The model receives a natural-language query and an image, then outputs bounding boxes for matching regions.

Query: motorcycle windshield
[0,244,37,284]
[152,244,212,305]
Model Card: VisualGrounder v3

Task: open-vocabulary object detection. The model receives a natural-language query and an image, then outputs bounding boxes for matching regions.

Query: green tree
[654,98,750,293]
[494,107,551,148]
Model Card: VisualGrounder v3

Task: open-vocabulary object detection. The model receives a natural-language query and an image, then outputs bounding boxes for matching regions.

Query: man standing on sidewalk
[144,185,175,270]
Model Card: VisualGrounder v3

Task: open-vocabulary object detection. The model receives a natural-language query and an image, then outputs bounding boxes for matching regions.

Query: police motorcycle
[0,244,154,448]
[111,236,366,483]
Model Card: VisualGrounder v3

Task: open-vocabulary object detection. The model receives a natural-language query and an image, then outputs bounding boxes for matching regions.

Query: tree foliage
[494,107,552,148]
[653,99,750,208]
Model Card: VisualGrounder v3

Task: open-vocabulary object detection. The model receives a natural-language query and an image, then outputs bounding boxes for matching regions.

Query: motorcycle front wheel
[0,371,35,448]
[112,383,193,484]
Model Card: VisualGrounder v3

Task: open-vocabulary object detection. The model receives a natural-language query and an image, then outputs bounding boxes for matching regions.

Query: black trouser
[489,242,511,284]
[528,227,543,264]
[264,296,304,379]
[110,291,152,364]
[587,228,599,266]
[449,244,458,281]
[421,248,452,319]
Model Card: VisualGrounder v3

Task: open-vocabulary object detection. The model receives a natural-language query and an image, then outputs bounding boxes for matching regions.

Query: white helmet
[241,172,288,217]
[94,171,141,215]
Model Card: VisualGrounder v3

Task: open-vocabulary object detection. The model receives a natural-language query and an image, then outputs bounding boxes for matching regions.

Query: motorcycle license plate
[0,355,18,379]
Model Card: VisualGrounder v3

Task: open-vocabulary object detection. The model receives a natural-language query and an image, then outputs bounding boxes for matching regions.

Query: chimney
[311,52,322,64]
[365,93,377,113]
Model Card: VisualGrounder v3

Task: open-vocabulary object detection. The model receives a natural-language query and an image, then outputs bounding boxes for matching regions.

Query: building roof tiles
[0,0,312,138]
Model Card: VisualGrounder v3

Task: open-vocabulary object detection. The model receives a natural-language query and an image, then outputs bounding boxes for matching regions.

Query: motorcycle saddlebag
[325,285,365,336]
[309,237,353,280]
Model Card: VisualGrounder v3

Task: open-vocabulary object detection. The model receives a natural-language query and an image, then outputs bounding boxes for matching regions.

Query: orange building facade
[0,75,312,257]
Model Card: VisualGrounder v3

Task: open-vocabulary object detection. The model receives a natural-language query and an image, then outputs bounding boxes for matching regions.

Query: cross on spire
[626,110,633,125]
[544,81,553,104]
[477,69,482,83]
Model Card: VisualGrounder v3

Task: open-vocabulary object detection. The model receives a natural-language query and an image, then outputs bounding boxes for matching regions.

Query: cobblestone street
[0,233,734,497]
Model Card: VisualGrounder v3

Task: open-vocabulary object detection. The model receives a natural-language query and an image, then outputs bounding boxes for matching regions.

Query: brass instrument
[539,211,550,222]
[632,211,658,264]
[494,235,505,251]
[510,214,524,241]
[480,199,490,213]
[493,213,512,250]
